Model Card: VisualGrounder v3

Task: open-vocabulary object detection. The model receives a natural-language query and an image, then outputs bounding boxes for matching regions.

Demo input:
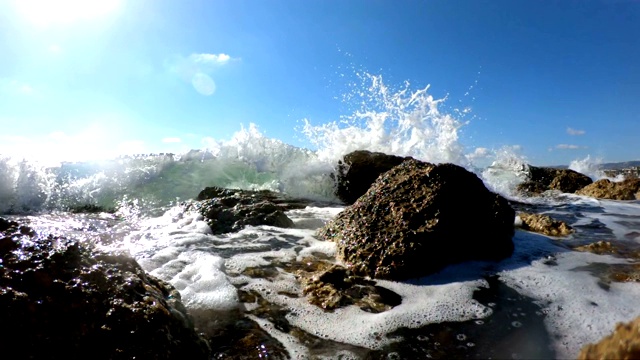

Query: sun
[14,0,121,26]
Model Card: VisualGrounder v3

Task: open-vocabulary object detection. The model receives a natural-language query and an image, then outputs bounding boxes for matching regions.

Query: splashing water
[301,73,468,166]
[569,155,605,181]
[481,146,530,196]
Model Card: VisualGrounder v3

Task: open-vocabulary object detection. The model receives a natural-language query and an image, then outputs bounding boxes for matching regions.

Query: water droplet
[512,321,522,328]
[456,334,467,341]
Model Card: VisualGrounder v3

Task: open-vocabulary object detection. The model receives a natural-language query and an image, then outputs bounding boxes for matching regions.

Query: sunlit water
[2,73,640,358]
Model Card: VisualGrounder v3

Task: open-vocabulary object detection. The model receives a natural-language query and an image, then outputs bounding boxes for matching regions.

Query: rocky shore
[2,149,639,358]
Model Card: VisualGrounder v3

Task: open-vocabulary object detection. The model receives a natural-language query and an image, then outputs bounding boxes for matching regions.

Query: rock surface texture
[333,150,412,204]
[578,316,640,360]
[517,212,574,237]
[0,218,210,360]
[517,165,593,195]
[575,178,640,200]
[190,186,309,234]
[319,159,515,280]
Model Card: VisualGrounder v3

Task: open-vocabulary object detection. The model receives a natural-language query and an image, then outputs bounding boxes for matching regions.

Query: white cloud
[467,147,489,160]
[567,127,586,136]
[555,144,586,150]
[189,53,235,65]
[162,137,182,143]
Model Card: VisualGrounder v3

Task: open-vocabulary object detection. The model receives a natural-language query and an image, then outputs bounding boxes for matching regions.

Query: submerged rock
[516,165,592,195]
[298,263,402,312]
[0,218,210,360]
[319,159,515,280]
[575,178,640,200]
[572,240,640,259]
[190,186,309,234]
[578,316,640,359]
[574,241,619,255]
[333,150,412,204]
[517,212,574,237]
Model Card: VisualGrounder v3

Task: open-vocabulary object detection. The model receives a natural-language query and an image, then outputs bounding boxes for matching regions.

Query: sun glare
[15,0,121,26]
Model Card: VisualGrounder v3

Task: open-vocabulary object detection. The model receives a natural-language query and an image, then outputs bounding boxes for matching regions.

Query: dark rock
[333,150,412,204]
[575,178,640,200]
[0,220,210,359]
[209,316,289,360]
[518,166,593,195]
[517,212,574,237]
[516,181,549,196]
[191,187,310,234]
[578,317,640,359]
[196,186,309,210]
[68,204,116,214]
[318,159,515,280]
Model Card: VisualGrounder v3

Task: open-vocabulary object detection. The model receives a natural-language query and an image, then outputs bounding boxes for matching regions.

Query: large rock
[333,150,412,204]
[575,178,640,200]
[517,166,593,195]
[0,218,210,359]
[318,159,515,280]
[578,316,640,359]
[190,187,310,234]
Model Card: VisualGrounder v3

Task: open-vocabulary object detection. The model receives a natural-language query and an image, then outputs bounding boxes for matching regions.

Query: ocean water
[2,73,640,359]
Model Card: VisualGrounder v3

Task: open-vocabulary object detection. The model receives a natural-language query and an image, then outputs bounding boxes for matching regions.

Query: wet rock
[574,241,619,255]
[68,204,116,214]
[298,264,402,312]
[573,261,640,291]
[190,186,309,234]
[516,181,549,196]
[575,178,640,200]
[578,316,640,360]
[517,166,593,195]
[319,159,515,280]
[517,212,574,237]
[209,317,289,360]
[333,150,412,204]
[241,258,402,313]
[571,240,640,259]
[0,220,210,360]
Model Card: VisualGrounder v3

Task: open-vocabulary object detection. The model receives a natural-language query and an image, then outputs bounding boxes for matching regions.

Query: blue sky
[0,0,638,165]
